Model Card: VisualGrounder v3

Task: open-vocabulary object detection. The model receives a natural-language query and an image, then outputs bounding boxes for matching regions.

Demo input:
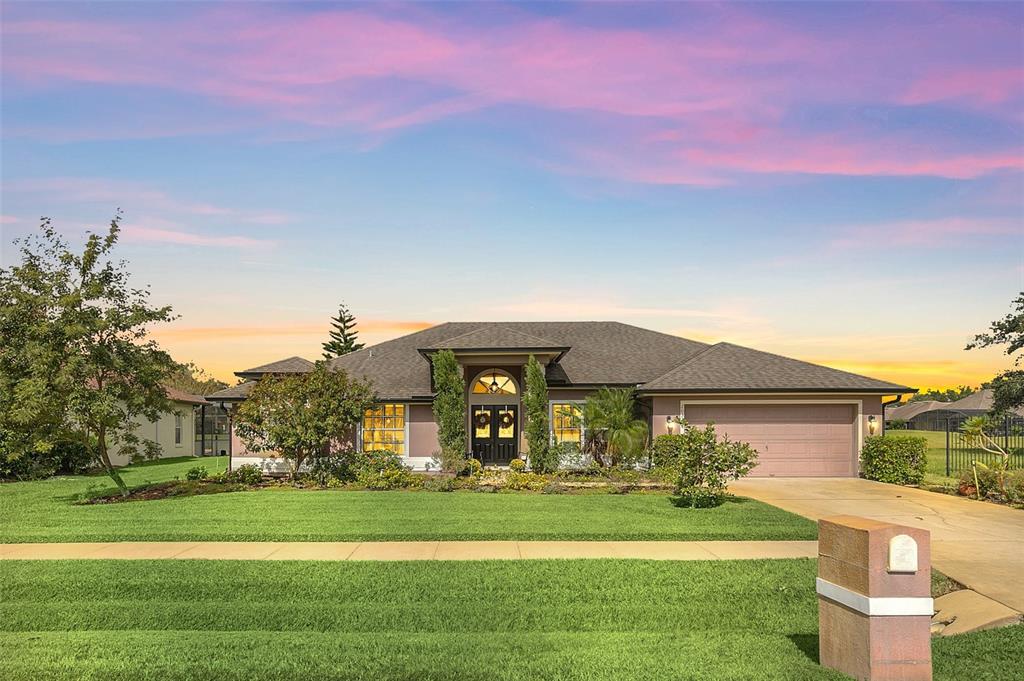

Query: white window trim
[548,399,585,445]
[678,398,864,471]
[357,403,411,456]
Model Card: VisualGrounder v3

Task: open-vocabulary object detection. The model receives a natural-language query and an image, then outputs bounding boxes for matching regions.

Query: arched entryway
[467,368,519,466]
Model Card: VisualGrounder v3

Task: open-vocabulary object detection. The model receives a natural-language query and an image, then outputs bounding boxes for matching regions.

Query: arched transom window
[472,370,517,395]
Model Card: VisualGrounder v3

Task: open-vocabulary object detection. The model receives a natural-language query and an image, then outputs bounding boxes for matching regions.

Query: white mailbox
[887,534,919,573]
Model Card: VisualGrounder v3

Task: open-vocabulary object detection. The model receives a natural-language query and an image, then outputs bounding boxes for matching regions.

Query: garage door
[684,403,857,477]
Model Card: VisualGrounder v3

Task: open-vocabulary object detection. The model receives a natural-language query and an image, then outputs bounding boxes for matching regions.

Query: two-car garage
[679,402,860,477]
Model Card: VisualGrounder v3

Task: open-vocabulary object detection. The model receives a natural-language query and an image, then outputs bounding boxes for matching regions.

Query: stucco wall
[408,403,439,459]
[108,402,195,466]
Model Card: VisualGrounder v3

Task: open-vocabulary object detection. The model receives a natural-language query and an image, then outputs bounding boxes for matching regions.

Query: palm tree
[961,415,1010,500]
[583,387,648,467]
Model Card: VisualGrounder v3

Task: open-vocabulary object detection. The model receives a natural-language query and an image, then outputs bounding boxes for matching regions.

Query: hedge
[860,435,927,485]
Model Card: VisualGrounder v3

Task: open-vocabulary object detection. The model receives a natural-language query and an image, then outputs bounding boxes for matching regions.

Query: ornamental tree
[967,291,1024,413]
[322,302,365,359]
[523,354,555,473]
[1,215,179,495]
[430,349,467,472]
[233,362,374,480]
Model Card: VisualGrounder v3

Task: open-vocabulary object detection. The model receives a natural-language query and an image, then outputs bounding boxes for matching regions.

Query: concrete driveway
[731,477,1024,613]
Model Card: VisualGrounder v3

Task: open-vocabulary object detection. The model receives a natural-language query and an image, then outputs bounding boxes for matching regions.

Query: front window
[551,402,583,444]
[362,404,406,454]
[472,370,517,395]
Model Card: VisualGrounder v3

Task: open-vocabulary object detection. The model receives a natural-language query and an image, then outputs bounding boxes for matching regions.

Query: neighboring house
[209,322,913,478]
[107,387,209,466]
[886,389,1024,430]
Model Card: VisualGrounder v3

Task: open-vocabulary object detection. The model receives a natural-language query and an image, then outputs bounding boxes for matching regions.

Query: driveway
[731,477,1024,612]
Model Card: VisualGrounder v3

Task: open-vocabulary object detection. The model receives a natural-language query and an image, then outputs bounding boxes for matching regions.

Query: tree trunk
[97,425,128,497]
[291,452,306,482]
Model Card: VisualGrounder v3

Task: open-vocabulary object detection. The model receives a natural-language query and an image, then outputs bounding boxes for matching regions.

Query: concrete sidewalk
[0,540,817,562]
[732,477,1024,613]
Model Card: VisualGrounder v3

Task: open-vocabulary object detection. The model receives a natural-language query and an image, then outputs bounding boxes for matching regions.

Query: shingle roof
[424,326,567,352]
[641,342,913,393]
[328,321,711,399]
[885,400,942,421]
[164,386,210,405]
[205,381,256,401]
[235,356,313,378]
[945,389,994,412]
[233,322,914,400]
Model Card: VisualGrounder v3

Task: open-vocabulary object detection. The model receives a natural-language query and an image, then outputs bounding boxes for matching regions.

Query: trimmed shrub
[185,465,208,481]
[356,450,413,490]
[358,465,413,490]
[672,486,723,509]
[551,441,586,470]
[1006,470,1024,504]
[509,458,526,473]
[465,458,482,477]
[649,434,687,468]
[421,476,457,493]
[307,453,358,486]
[861,436,926,485]
[231,464,264,486]
[0,435,97,481]
[504,471,546,491]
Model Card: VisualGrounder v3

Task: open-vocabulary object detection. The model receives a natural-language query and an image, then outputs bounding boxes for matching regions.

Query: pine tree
[322,303,365,359]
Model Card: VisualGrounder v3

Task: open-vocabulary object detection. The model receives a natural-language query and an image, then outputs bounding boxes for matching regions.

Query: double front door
[471,405,518,466]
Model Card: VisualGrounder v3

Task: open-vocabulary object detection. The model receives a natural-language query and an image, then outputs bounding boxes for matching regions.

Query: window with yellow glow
[362,404,406,455]
[551,402,583,444]
[472,371,517,395]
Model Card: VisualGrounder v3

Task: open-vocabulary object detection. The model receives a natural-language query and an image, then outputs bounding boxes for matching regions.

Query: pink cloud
[0,215,19,224]
[3,4,1022,184]
[830,217,1021,250]
[4,177,294,225]
[121,223,273,249]
[902,67,1024,106]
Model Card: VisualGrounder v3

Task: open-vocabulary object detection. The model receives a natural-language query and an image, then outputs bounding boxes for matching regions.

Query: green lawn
[887,430,952,478]
[1,559,1019,680]
[0,457,817,543]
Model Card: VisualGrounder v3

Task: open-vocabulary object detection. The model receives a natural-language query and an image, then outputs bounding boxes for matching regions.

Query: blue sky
[1,1,1022,385]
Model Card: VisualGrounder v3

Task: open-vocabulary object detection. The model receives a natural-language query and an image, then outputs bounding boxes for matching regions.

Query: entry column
[817,515,933,681]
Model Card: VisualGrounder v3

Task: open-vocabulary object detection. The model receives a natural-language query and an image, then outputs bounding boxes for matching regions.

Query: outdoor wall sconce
[868,415,878,434]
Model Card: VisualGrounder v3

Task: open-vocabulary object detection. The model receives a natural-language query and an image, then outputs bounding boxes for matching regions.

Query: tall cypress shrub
[523,354,556,472]
[431,349,467,472]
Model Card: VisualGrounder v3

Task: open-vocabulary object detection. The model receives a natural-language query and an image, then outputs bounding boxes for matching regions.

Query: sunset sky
[1,1,1021,389]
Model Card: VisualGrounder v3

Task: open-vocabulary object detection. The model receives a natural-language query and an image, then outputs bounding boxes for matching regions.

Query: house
[108,387,209,466]
[886,389,1024,430]
[207,322,914,478]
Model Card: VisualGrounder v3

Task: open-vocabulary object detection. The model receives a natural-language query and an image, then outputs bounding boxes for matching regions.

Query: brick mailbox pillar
[817,516,933,681]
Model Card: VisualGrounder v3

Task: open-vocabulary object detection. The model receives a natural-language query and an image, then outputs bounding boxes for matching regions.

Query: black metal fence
[945,415,1024,476]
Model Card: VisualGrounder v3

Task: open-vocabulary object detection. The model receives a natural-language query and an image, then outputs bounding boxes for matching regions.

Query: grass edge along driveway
[1,558,1020,681]
[0,457,817,543]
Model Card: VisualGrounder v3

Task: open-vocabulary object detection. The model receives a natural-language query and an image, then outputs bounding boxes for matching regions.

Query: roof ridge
[714,340,903,382]
[641,342,724,387]
[427,324,564,348]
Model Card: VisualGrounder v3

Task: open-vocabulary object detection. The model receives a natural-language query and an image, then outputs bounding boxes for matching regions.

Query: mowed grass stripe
[0,559,816,632]
[0,457,816,542]
[2,560,1021,681]
[0,630,851,681]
